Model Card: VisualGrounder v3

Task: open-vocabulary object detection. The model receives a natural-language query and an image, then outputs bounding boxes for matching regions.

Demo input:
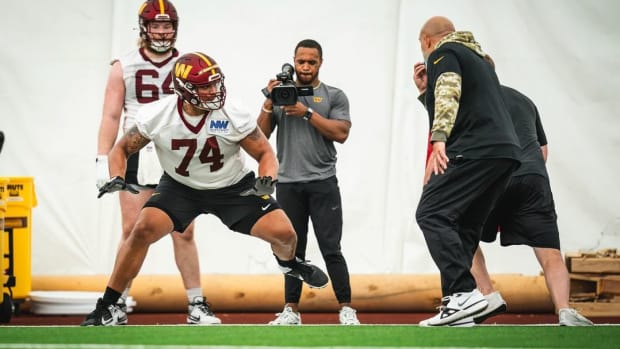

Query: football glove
[97,176,140,198]
[240,176,277,197]
[95,155,110,189]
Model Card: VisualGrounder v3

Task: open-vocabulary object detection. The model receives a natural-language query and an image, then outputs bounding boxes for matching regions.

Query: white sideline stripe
[0,346,542,349]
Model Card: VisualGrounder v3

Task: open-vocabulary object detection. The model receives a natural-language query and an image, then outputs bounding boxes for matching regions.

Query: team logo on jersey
[313,96,323,103]
[208,119,230,134]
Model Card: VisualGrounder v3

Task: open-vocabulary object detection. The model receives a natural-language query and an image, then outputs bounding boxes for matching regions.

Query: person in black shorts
[413,50,593,327]
[82,52,328,326]
[93,0,214,325]
[414,16,521,327]
[469,81,593,326]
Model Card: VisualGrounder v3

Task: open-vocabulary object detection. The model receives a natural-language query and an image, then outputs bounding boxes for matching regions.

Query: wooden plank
[599,277,620,295]
[569,293,597,302]
[565,251,582,272]
[570,301,620,317]
[569,275,597,295]
[569,274,620,297]
[569,257,620,274]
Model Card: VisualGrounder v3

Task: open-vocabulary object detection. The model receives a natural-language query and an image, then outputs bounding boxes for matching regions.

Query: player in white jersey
[136,95,256,189]
[82,52,329,326]
[93,0,217,325]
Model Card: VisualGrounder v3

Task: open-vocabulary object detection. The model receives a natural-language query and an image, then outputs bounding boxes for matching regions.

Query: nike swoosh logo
[457,294,472,307]
[261,204,272,211]
[433,56,445,65]
[101,316,113,325]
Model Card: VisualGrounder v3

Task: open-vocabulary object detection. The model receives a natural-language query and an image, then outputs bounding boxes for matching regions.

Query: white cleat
[187,296,221,325]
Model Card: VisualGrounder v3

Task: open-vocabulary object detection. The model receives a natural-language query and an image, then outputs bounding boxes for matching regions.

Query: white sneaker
[473,291,507,324]
[268,306,302,325]
[448,316,475,327]
[115,299,129,325]
[419,314,475,327]
[559,308,594,326]
[419,289,488,327]
[339,306,360,325]
[187,296,221,325]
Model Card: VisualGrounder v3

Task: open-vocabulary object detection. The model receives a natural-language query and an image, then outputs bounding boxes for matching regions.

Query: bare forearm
[241,127,278,178]
[308,114,350,143]
[257,114,273,139]
[97,116,122,155]
[257,99,274,138]
[256,152,279,179]
[98,62,125,154]
[109,126,149,177]
[108,146,128,178]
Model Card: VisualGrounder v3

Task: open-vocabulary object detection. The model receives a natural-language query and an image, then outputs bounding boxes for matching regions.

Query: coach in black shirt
[415,16,520,327]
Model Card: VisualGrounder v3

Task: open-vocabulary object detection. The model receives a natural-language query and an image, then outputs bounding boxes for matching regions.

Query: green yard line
[0,325,618,348]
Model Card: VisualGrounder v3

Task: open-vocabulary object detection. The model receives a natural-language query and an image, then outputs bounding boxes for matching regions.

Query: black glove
[240,176,277,197]
[97,176,140,198]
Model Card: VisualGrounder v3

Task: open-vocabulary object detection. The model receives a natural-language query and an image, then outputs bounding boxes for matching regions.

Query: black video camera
[263,63,313,106]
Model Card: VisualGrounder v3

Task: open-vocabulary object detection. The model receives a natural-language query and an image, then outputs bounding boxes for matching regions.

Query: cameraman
[257,39,358,325]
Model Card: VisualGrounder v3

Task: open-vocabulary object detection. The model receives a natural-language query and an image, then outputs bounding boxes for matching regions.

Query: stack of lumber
[567,248,620,316]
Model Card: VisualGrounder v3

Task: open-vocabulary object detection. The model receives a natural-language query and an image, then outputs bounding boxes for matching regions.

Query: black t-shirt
[425,42,521,161]
[501,86,549,178]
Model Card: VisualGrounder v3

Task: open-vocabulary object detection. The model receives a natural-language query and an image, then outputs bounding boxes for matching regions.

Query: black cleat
[281,258,329,289]
[81,298,127,326]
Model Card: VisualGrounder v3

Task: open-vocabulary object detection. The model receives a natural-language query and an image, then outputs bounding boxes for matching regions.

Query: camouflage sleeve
[430,72,462,142]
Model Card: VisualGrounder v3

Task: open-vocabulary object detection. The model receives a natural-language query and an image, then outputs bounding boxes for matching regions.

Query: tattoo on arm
[240,126,270,161]
[124,126,150,155]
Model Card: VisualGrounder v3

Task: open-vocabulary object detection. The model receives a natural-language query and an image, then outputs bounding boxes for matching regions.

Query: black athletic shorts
[144,171,280,234]
[124,152,158,188]
[481,174,560,249]
[123,152,156,188]
[124,152,140,184]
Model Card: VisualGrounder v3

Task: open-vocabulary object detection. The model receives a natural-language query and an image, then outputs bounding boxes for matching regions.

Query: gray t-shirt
[270,82,350,183]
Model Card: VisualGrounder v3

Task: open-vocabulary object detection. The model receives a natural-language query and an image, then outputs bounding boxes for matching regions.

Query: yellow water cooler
[1,177,37,323]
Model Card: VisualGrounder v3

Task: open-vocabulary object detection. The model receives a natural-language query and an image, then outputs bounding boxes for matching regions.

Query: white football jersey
[117,48,179,132]
[135,94,256,189]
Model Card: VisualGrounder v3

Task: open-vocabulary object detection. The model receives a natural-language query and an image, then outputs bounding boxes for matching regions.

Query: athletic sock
[275,254,297,268]
[102,287,122,306]
[119,288,130,303]
[187,287,203,302]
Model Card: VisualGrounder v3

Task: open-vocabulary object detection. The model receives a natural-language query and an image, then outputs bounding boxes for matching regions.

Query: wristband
[303,108,314,121]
